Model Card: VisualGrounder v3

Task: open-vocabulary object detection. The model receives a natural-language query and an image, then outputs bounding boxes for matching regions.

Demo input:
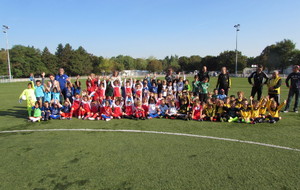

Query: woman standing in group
[216,67,231,96]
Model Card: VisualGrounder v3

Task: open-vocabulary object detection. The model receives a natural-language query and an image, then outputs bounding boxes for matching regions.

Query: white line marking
[1,129,300,152]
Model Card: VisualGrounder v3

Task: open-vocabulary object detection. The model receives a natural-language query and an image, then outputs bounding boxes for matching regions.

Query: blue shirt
[61,105,71,113]
[217,94,227,100]
[51,107,61,115]
[44,92,52,102]
[73,87,81,95]
[55,74,68,91]
[52,92,60,102]
[64,87,74,99]
[35,85,45,97]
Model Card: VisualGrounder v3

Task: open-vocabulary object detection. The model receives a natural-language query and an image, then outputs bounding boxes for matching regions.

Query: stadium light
[234,24,240,77]
[2,25,12,81]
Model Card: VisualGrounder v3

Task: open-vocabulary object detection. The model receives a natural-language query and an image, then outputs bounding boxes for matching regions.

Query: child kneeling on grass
[60,99,72,120]
[28,101,42,122]
[101,100,113,121]
[148,98,159,119]
[266,97,286,124]
[50,100,62,120]
[165,100,178,119]
[41,101,51,121]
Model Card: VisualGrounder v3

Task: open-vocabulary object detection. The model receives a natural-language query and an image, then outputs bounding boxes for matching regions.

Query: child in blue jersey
[64,82,74,103]
[52,87,60,102]
[60,99,72,120]
[73,75,81,95]
[44,88,52,103]
[31,72,45,106]
[50,100,62,119]
[41,101,52,121]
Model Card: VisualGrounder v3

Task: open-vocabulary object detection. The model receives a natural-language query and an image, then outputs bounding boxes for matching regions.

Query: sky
[1,0,300,59]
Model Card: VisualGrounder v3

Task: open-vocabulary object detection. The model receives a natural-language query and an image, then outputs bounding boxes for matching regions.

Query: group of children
[19,73,286,124]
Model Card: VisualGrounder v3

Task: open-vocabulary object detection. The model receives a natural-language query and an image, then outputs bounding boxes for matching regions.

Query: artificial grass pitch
[0,77,299,189]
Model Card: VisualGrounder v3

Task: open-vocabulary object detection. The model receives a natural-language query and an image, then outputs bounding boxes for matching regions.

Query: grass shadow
[0,106,27,119]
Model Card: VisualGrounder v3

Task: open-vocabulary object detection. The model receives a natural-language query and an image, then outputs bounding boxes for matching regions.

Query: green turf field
[0,77,299,190]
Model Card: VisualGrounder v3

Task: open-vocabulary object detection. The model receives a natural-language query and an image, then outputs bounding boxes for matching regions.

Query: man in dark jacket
[248,65,269,100]
[198,66,210,82]
[216,67,230,96]
[284,65,300,113]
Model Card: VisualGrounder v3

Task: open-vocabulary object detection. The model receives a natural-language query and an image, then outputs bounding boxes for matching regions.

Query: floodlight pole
[3,25,12,81]
[234,24,240,77]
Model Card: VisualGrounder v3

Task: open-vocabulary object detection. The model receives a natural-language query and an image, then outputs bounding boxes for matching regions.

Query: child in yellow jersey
[259,97,268,118]
[215,100,227,122]
[224,97,231,108]
[239,99,252,123]
[249,97,263,123]
[204,104,216,121]
[266,98,286,123]
[235,91,245,108]
[19,81,37,117]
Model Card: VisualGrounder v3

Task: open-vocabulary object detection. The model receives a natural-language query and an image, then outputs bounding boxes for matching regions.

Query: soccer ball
[21,95,27,101]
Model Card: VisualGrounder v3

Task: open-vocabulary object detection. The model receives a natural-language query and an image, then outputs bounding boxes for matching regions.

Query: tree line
[0,39,299,78]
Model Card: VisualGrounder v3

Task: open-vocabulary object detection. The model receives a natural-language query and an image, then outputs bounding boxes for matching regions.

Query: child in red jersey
[112,98,124,119]
[70,93,81,118]
[111,79,122,99]
[88,100,100,120]
[94,77,106,101]
[123,96,134,119]
[101,100,113,121]
[191,99,204,121]
[142,96,149,118]
[79,95,92,120]
[133,80,143,101]
[124,77,133,97]
[133,100,145,120]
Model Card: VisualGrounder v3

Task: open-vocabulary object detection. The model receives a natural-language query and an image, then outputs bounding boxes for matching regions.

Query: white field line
[0,129,300,152]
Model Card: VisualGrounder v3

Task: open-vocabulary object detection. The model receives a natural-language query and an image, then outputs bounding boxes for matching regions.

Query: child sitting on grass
[239,99,252,124]
[165,100,178,119]
[191,99,204,121]
[60,99,72,120]
[266,97,286,124]
[41,101,51,121]
[133,100,145,120]
[28,101,42,122]
[101,99,113,121]
[50,100,62,120]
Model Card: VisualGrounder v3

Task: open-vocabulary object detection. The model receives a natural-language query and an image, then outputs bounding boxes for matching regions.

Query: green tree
[147,60,163,73]
[69,46,93,75]
[217,51,247,73]
[41,47,58,75]
[55,43,73,74]
[259,39,296,71]
[135,58,147,70]
[10,45,47,77]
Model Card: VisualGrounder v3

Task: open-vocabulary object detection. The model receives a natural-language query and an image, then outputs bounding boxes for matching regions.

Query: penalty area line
[0,128,300,152]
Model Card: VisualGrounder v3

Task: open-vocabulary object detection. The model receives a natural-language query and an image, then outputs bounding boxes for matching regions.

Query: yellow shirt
[251,107,260,118]
[267,101,285,117]
[240,107,252,119]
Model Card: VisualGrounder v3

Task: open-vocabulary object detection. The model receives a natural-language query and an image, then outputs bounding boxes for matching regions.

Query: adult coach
[55,68,68,101]
[267,70,282,105]
[284,65,300,113]
[198,66,210,82]
[165,68,175,83]
[248,65,269,100]
[216,67,231,95]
